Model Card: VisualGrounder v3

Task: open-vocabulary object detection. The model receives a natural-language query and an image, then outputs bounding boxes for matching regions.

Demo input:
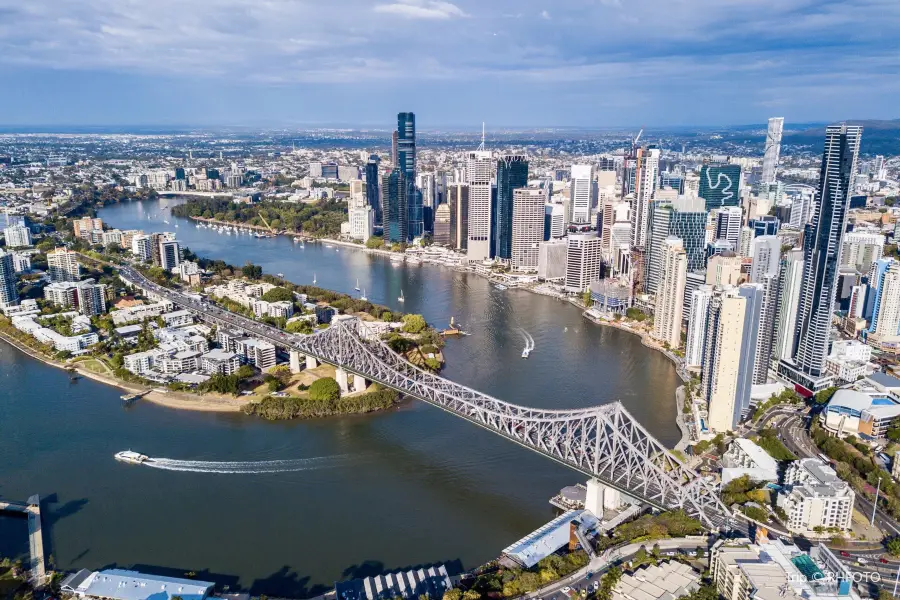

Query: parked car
[880,558,889,564]
[840,551,851,558]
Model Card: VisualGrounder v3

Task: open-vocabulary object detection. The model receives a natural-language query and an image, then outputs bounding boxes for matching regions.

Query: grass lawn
[75,357,112,375]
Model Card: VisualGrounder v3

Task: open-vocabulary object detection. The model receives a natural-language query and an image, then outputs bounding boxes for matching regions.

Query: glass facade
[397,112,420,240]
[698,164,741,210]
[382,168,408,244]
[494,155,529,261]
[365,155,381,225]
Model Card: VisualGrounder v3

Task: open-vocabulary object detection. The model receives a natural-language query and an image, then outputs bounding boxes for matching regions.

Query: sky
[0,0,898,128]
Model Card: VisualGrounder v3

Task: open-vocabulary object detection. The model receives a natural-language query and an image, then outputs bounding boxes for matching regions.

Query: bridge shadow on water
[41,492,91,565]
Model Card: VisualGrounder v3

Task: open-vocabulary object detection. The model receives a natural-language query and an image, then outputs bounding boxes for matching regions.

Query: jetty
[0,495,47,585]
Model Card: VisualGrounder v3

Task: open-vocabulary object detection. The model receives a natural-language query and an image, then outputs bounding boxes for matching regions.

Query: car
[840,551,850,558]
[562,588,571,594]
[881,557,889,564]
[592,582,599,591]
[857,558,868,565]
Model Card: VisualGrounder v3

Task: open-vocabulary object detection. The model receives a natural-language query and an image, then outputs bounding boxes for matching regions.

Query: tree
[242,262,263,279]
[887,537,900,557]
[286,319,314,334]
[236,364,255,379]
[401,314,427,334]
[442,590,462,600]
[366,236,384,249]
[309,377,341,402]
[814,386,839,405]
[461,591,480,600]
[262,287,294,302]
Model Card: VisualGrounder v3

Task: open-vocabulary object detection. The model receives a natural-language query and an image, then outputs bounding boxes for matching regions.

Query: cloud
[373,0,468,19]
[540,10,551,19]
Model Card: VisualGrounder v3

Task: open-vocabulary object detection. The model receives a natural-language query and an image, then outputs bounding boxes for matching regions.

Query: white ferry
[114,450,151,465]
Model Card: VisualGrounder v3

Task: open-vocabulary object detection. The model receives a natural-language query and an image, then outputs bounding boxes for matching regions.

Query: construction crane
[631,127,644,153]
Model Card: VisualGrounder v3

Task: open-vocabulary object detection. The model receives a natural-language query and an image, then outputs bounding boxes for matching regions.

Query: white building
[722,438,779,484]
[111,301,175,325]
[466,150,494,261]
[201,349,241,375]
[234,338,276,370]
[777,458,854,532]
[131,235,152,262]
[159,239,180,270]
[773,249,804,361]
[161,310,193,328]
[651,237,687,348]
[761,117,784,184]
[538,240,567,282]
[564,233,602,293]
[545,203,566,238]
[349,205,374,242]
[825,340,871,383]
[510,187,545,272]
[569,164,593,224]
[47,248,81,282]
[841,231,884,274]
[630,147,660,249]
[4,224,32,248]
[685,285,713,368]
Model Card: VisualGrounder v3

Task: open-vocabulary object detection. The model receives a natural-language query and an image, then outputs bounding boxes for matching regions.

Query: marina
[0,496,46,584]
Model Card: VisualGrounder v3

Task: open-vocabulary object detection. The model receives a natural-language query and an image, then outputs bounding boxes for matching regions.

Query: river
[0,197,680,596]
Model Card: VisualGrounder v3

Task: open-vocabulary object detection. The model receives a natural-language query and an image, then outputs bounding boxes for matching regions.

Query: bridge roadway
[0,496,46,584]
[117,266,730,529]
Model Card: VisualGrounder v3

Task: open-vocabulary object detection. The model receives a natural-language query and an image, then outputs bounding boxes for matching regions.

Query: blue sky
[1,0,898,127]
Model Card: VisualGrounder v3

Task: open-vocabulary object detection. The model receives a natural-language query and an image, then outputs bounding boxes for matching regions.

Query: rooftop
[69,569,214,600]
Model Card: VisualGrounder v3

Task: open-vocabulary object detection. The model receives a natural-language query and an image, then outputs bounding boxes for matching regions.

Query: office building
[699,164,741,211]
[418,172,436,233]
[47,247,81,282]
[761,117,784,184]
[773,250,804,361]
[545,203,565,239]
[447,183,469,250]
[565,234,602,292]
[685,285,713,368]
[3,224,31,248]
[159,239,180,271]
[569,164,593,224]
[825,341,871,383]
[787,125,862,391]
[349,206,374,242]
[778,458,854,533]
[510,187,545,271]
[433,203,451,246]
[466,150,494,260]
[397,112,420,239]
[706,253,743,286]
[0,249,19,307]
[365,155,382,224]
[538,240,567,282]
[382,169,408,244]
[645,195,707,295]
[749,236,780,283]
[748,215,780,237]
[841,230,884,274]
[629,146,660,249]
[494,155,529,262]
[652,237,687,348]
[348,179,366,210]
[714,206,743,251]
[702,285,761,432]
[788,188,815,229]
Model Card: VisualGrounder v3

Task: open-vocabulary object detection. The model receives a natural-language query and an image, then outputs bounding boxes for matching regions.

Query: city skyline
[1,0,898,127]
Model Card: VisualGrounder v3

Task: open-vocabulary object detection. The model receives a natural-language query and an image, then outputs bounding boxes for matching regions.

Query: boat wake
[143,455,353,474]
[518,328,535,357]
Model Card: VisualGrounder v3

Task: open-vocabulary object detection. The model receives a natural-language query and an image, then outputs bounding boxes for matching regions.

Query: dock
[0,495,47,584]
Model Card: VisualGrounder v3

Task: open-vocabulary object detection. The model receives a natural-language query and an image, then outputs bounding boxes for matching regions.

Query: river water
[0,198,680,596]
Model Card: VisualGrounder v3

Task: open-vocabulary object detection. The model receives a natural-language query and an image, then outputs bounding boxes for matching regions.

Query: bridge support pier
[305,354,318,370]
[335,367,349,394]
[352,374,367,393]
[289,351,302,374]
[585,478,624,517]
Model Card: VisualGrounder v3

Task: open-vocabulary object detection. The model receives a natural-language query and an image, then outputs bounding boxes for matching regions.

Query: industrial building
[61,569,214,600]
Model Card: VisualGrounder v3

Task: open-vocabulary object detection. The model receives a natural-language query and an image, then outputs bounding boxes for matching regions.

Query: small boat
[398,290,405,303]
[294,237,301,243]
[277,273,284,278]
[354,279,361,291]
[325,244,334,248]
[522,348,531,358]
[163,219,170,225]
[495,284,508,291]
[114,450,151,465]
[313,273,317,285]
[360,289,368,301]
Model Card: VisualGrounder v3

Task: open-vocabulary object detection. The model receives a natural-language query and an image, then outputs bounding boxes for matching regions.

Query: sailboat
[398,290,405,303]
[354,279,361,291]
[312,273,317,285]
[360,289,368,302]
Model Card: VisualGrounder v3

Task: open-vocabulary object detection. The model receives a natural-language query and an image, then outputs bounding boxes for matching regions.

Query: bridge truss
[297,319,730,528]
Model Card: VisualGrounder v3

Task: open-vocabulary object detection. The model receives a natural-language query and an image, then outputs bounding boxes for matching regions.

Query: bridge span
[117,265,729,528]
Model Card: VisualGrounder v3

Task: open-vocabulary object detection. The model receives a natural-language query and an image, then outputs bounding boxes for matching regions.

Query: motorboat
[354,279,361,291]
[522,348,531,359]
[398,290,405,303]
[360,288,367,302]
[313,273,317,285]
[495,284,508,290]
[114,450,150,465]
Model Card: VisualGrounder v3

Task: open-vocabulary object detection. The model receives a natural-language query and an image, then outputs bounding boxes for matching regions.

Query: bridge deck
[0,496,46,584]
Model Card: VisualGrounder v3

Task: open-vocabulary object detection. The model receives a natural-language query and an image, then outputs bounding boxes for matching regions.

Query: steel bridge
[295,319,730,528]
[117,266,730,528]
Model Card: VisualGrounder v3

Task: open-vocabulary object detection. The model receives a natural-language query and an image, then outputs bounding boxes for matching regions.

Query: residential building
[159,239,180,271]
[869,262,900,349]
[825,340,871,383]
[706,253,743,286]
[73,217,103,239]
[564,234,602,293]
[47,247,81,282]
[494,155,529,262]
[466,150,494,260]
[161,310,193,328]
[235,338,276,370]
[11,251,31,273]
[447,183,469,250]
[762,117,785,184]
[201,349,241,375]
[699,164,741,211]
[629,146,660,249]
[131,234,152,262]
[382,168,408,244]
[773,249,804,361]
[651,237,687,348]
[841,230,884,274]
[3,224,32,247]
[510,187,545,271]
[0,249,19,307]
[749,236,781,283]
[722,438,779,483]
[569,164,593,224]
[685,285,713,368]
[784,125,862,392]
[777,458,855,532]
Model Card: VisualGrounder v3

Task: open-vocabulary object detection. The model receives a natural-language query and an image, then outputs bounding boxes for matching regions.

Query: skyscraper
[762,117,785,184]
[773,249,805,361]
[644,195,707,295]
[391,131,398,167]
[698,164,741,211]
[365,155,382,225]
[841,231,884,274]
[466,150,494,261]
[630,147,660,249]
[685,285,713,368]
[433,203,451,246]
[749,236,781,283]
[510,187,545,272]
[786,124,862,391]
[570,164,594,224]
[397,112,420,240]
[382,168,408,244]
[714,206,742,250]
[870,263,900,345]
[565,234,602,293]
[494,155,529,262]
[47,248,81,282]
[652,237,687,348]
[447,183,469,250]
[0,249,19,307]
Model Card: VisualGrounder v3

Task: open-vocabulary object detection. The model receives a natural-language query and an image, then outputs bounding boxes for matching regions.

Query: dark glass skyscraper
[698,164,741,210]
[493,155,528,261]
[382,168,408,244]
[790,124,862,388]
[397,112,420,240]
[365,155,382,224]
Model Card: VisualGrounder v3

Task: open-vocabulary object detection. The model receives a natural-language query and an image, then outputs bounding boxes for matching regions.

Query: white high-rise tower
[570,164,593,224]
[762,117,784,184]
[466,138,494,261]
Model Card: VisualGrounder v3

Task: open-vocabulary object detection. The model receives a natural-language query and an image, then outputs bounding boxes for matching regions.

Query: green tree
[242,262,263,279]
[262,287,294,302]
[366,236,384,249]
[286,319,314,334]
[401,314,427,334]
[814,386,839,405]
[236,364,255,379]
[309,377,341,402]
[887,537,900,557]
[442,590,462,600]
